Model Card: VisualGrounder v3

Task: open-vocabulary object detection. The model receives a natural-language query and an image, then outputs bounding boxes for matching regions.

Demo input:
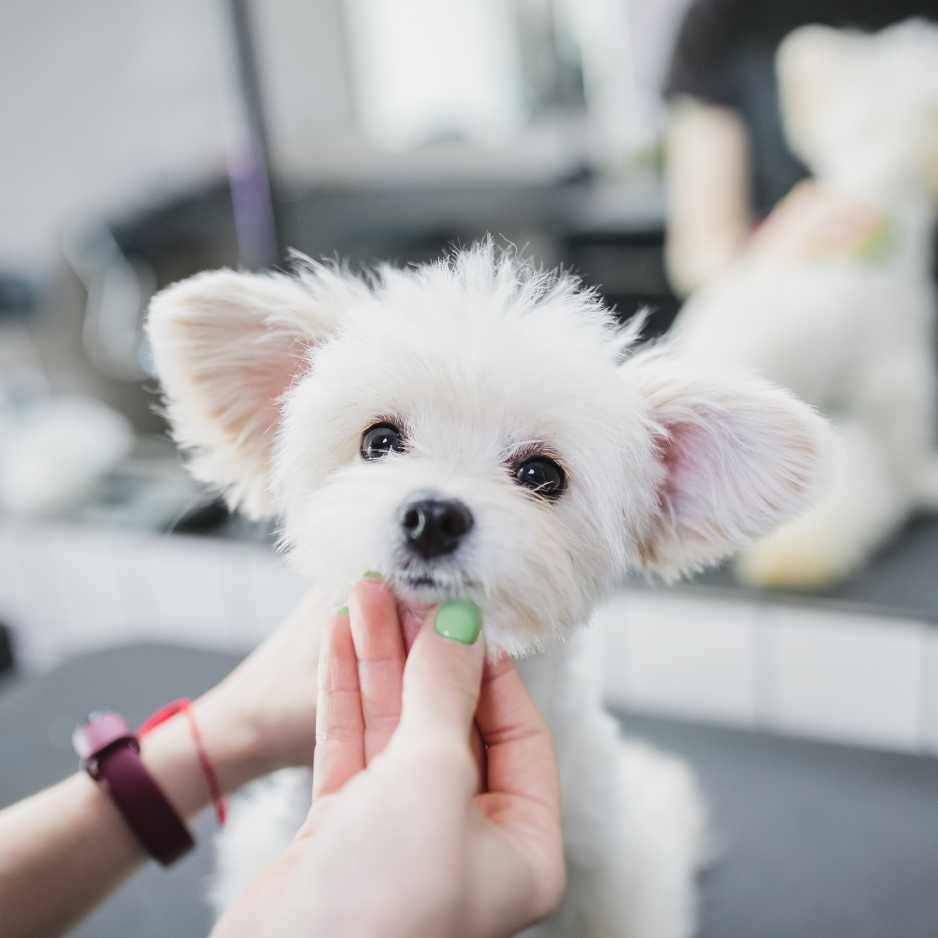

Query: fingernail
[362,570,383,581]
[336,606,349,617]
[434,600,482,645]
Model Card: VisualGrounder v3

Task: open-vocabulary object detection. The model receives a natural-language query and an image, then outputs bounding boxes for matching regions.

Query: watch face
[72,711,133,762]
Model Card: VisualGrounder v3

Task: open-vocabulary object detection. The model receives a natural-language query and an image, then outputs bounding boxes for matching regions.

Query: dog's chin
[388,568,549,659]
[393,574,461,607]
[390,569,477,622]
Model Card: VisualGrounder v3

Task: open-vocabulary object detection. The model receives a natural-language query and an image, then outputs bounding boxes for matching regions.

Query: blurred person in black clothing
[662,0,938,295]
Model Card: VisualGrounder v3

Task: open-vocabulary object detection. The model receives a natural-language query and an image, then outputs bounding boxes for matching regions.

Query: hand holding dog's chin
[211,582,565,938]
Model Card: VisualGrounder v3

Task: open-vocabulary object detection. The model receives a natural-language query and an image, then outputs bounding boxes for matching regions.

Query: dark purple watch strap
[96,744,195,865]
[74,714,194,866]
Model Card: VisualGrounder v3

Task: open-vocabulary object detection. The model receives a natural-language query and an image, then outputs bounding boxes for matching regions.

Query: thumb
[399,599,485,745]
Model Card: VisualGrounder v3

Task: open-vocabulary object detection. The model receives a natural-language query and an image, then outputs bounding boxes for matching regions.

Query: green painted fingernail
[362,570,383,581]
[434,600,482,645]
[337,606,349,617]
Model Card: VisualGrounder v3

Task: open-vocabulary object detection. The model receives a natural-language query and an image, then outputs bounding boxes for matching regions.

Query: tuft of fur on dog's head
[777,18,938,198]
[148,242,825,655]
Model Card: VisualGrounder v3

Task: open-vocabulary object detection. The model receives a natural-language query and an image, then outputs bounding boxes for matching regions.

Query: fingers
[311,611,364,799]
[472,654,564,927]
[396,602,426,653]
[347,579,406,761]
[475,653,560,815]
[400,602,486,754]
[399,601,485,784]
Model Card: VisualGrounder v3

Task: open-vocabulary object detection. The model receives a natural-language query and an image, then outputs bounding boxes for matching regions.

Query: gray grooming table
[2,643,938,938]
[691,514,938,626]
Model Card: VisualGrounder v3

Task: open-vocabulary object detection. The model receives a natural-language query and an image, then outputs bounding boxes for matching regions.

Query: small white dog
[672,19,938,589]
[148,241,824,937]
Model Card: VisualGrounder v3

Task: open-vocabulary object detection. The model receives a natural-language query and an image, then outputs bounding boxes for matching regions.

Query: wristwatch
[73,711,195,866]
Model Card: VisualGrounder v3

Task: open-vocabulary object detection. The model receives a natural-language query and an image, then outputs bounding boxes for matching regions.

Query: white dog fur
[672,19,938,590]
[148,241,824,936]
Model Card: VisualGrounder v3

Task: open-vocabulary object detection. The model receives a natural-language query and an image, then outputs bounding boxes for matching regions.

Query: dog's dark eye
[515,457,566,500]
[361,423,405,460]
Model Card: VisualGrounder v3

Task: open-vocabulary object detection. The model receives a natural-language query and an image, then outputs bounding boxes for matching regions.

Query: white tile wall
[0,520,302,670]
[243,550,307,640]
[598,587,934,754]
[0,519,66,668]
[134,534,234,646]
[916,630,938,755]
[3,519,937,756]
[597,592,759,727]
[763,607,926,752]
[42,527,133,657]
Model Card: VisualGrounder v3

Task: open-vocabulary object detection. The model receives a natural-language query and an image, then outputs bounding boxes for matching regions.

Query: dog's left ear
[147,264,365,518]
[623,349,826,577]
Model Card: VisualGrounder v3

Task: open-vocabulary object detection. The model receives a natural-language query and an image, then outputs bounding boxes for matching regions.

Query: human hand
[212,578,565,938]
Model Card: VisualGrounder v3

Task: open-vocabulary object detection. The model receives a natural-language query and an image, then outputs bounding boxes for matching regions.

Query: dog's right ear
[147,265,365,519]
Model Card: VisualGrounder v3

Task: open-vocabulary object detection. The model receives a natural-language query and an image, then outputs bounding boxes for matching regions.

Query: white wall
[0,0,353,275]
[255,0,354,180]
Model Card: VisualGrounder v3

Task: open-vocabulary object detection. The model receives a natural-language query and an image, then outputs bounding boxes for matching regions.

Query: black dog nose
[400,497,474,559]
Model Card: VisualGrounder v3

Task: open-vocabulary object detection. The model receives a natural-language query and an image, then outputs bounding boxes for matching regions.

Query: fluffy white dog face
[148,245,823,655]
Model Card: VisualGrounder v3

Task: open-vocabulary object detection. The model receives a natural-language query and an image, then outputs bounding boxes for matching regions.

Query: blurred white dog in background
[148,242,823,936]
[672,18,938,589]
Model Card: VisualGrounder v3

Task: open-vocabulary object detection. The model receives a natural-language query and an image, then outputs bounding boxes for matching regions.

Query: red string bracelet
[138,698,228,826]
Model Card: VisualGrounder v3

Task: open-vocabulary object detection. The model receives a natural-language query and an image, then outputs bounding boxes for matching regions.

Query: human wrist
[136,691,265,822]
[294,890,451,938]
[190,687,272,795]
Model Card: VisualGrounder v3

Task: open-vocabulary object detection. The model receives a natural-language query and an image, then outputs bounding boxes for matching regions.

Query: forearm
[0,588,323,938]
[665,96,752,295]
[0,688,264,938]
[0,771,141,938]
